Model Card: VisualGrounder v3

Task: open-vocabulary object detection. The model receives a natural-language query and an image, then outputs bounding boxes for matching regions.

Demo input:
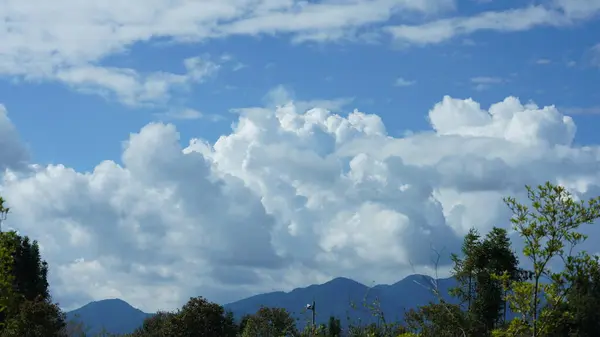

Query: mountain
[66,298,152,335]
[66,274,458,334]
[223,274,457,327]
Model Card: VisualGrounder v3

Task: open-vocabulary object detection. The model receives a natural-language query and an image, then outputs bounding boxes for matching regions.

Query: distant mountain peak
[81,298,141,311]
[324,276,365,286]
[394,274,434,286]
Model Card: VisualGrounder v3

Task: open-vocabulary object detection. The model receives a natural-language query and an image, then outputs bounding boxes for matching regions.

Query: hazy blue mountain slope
[66,274,459,334]
[66,298,152,335]
[223,274,457,327]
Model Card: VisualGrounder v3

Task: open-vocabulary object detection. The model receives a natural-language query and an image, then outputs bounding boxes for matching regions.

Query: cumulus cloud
[2,88,600,313]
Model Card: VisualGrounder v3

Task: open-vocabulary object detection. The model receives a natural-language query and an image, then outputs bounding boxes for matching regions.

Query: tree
[403,300,468,337]
[327,315,341,337]
[170,297,237,337]
[474,227,520,333]
[450,228,481,313]
[498,182,600,337]
[0,198,14,330]
[546,253,600,337]
[237,313,252,335]
[0,297,66,337]
[0,196,66,335]
[241,306,297,337]
[442,227,521,336]
[130,311,178,336]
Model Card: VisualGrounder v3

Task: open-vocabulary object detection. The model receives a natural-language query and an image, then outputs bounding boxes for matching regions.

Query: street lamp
[306,300,315,334]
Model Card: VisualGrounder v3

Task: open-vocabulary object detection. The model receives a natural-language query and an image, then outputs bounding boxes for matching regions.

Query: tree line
[1,182,600,336]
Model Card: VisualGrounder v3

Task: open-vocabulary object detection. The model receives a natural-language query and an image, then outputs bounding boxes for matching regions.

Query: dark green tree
[129,311,178,337]
[327,315,341,337]
[241,306,297,337]
[450,228,481,313]
[447,227,520,336]
[0,297,66,337]
[170,297,237,337]
[0,196,66,336]
[546,253,600,337]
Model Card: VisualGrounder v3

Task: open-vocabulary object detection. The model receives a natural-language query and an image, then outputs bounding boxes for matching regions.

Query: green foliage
[130,297,237,337]
[0,297,66,337]
[500,182,600,337]
[241,306,297,337]
[327,315,342,337]
[403,300,468,337]
[0,196,67,336]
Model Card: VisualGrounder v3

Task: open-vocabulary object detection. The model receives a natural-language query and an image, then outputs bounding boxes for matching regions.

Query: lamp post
[306,300,315,335]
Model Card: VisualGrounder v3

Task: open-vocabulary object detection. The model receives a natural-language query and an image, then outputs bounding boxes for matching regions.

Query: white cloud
[385,3,594,46]
[54,56,220,106]
[536,58,552,64]
[2,0,596,85]
[155,108,226,122]
[3,88,600,313]
[261,85,353,112]
[394,77,416,87]
[553,0,600,20]
[0,0,454,78]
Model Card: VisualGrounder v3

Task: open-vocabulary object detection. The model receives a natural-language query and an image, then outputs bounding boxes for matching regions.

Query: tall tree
[449,227,520,336]
[0,198,14,330]
[450,228,481,313]
[0,196,66,336]
[498,182,600,337]
[546,253,600,337]
[327,315,341,337]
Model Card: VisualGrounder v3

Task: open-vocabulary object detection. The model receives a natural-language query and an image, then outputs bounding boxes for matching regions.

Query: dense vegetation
[1,182,600,336]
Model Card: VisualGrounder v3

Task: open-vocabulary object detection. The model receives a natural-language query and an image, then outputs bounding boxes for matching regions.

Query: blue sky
[1,0,600,312]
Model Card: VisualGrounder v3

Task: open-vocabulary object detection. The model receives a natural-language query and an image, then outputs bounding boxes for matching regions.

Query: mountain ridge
[66,274,457,335]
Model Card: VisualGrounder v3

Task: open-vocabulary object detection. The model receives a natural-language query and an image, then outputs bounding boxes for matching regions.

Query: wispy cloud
[561,106,600,115]
[154,108,226,121]
[262,85,354,113]
[56,56,220,107]
[385,3,599,46]
[536,58,552,64]
[394,77,416,87]
[470,76,504,91]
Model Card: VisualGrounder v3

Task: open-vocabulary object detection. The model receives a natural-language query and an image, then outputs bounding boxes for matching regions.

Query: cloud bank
[2,89,600,312]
